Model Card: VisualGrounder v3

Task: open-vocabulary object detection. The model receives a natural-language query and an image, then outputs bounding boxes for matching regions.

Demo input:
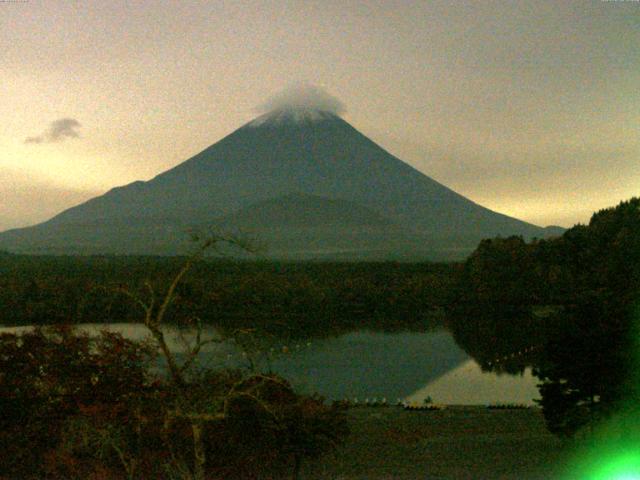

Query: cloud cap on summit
[256,85,346,117]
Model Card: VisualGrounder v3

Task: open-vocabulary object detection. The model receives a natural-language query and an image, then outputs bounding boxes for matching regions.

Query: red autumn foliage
[0,325,348,479]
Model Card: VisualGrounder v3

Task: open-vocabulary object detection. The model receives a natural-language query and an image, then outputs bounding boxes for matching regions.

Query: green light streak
[586,450,640,479]
[560,306,640,480]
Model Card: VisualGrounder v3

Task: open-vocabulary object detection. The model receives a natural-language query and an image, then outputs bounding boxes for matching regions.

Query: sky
[1,0,638,231]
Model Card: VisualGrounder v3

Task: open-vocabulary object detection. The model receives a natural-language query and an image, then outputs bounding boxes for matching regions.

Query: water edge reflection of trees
[448,198,640,438]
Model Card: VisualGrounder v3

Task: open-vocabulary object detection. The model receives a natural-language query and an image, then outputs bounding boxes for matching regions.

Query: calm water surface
[0,323,540,405]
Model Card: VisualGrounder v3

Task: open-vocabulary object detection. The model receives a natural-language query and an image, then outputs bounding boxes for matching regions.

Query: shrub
[0,327,348,479]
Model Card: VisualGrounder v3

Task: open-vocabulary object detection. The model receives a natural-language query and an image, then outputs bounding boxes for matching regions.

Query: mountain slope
[218,193,393,229]
[0,109,560,259]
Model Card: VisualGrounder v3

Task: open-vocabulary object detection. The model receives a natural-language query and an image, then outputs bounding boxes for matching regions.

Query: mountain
[0,108,562,259]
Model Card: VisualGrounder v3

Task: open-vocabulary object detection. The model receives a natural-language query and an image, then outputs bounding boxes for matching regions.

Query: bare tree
[120,231,289,480]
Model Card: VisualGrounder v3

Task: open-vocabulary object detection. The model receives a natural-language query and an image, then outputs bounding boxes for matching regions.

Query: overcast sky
[1,0,638,231]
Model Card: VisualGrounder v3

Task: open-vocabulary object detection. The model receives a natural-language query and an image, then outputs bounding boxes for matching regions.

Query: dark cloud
[24,135,43,144]
[25,118,81,144]
[49,118,81,140]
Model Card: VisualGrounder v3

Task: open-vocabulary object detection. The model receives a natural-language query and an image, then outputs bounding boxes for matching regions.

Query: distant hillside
[218,193,393,229]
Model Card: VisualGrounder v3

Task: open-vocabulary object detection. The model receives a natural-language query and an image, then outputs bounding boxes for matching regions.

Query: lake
[0,323,541,405]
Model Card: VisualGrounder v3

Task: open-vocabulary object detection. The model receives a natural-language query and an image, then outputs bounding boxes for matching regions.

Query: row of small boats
[335,398,531,410]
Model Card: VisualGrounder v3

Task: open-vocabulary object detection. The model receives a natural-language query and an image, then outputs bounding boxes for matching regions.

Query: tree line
[0,257,456,337]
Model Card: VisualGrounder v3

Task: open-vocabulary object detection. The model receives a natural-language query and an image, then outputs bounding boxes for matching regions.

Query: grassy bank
[302,406,565,479]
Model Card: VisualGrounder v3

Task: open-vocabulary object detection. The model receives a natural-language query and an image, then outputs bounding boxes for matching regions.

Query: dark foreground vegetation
[0,325,348,479]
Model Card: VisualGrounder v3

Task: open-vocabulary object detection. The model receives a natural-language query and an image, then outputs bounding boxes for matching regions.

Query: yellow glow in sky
[1,1,638,231]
